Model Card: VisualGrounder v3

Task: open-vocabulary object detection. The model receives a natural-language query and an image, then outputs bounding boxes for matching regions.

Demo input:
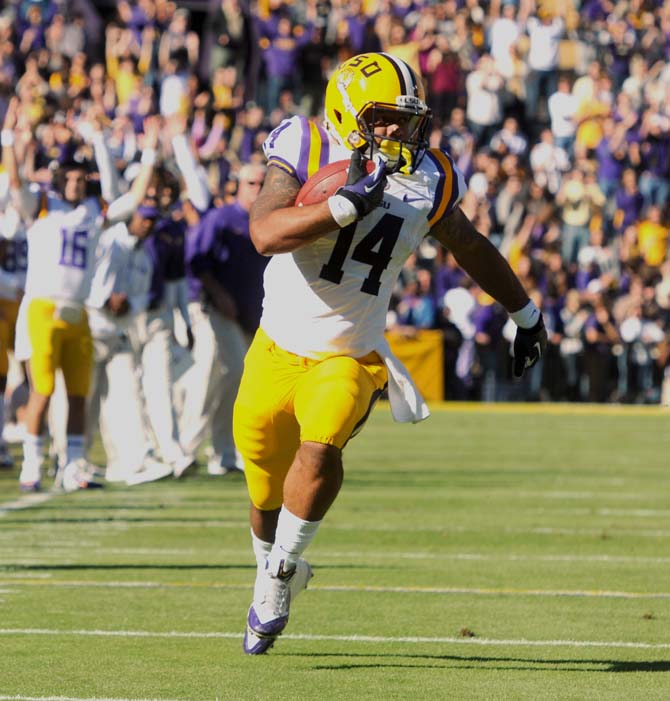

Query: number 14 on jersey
[319,213,402,296]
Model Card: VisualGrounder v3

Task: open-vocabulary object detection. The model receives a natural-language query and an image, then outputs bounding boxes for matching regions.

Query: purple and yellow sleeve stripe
[295,117,331,184]
[426,148,457,227]
[267,155,296,178]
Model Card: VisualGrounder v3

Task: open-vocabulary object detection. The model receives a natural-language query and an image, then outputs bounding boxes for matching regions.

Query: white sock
[266,507,321,574]
[66,435,85,465]
[251,529,273,569]
[251,530,274,604]
[20,434,44,483]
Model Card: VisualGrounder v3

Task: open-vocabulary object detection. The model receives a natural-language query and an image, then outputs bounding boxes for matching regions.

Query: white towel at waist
[375,338,430,424]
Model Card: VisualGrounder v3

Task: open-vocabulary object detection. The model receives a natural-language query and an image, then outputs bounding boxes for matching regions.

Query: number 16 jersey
[260,116,467,359]
[24,196,103,304]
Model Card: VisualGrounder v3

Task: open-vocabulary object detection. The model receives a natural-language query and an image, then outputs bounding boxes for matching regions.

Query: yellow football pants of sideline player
[233,328,387,511]
[27,298,93,397]
[0,298,20,377]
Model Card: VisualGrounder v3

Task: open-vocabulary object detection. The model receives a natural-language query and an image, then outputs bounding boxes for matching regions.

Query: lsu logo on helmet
[324,53,432,175]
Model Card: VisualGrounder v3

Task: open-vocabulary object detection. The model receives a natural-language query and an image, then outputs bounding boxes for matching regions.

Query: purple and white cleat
[243,558,313,655]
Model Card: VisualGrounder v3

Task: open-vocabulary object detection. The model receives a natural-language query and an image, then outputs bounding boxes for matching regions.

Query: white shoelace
[261,570,293,618]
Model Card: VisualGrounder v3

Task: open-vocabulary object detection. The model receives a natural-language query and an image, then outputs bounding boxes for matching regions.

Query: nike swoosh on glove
[335,150,387,218]
[512,317,548,378]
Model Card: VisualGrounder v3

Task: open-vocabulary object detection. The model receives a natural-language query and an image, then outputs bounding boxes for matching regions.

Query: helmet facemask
[354,97,431,174]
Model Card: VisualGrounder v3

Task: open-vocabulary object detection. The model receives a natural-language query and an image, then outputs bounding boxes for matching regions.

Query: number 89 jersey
[260,116,467,359]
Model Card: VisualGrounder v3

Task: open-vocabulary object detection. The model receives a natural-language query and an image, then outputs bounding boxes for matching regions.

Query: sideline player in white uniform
[233,53,548,654]
[130,124,210,476]
[2,108,162,492]
[0,154,27,468]
[86,202,171,485]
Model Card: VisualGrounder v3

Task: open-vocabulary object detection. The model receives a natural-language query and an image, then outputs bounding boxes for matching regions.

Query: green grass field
[1,403,669,700]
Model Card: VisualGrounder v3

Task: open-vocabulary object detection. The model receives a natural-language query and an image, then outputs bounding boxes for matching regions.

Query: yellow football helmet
[324,52,431,174]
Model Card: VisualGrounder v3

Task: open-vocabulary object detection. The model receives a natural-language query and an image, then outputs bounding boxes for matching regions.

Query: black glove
[512,316,547,379]
[335,149,387,219]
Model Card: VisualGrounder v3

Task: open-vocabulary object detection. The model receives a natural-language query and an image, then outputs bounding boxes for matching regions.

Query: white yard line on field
[0,493,53,516]
[4,547,670,566]
[326,551,670,564]
[0,696,185,701]
[0,628,669,650]
[2,579,669,599]
[14,519,670,539]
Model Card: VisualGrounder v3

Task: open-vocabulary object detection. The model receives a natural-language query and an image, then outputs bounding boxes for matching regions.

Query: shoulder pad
[263,116,332,185]
[423,148,468,226]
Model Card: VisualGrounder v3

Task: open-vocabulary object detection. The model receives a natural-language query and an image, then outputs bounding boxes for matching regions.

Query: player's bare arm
[2,97,39,219]
[249,165,340,255]
[104,115,160,224]
[431,206,530,314]
[250,150,387,256]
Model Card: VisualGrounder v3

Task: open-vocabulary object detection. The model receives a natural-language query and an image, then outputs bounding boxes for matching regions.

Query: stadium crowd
[0,0,670,486]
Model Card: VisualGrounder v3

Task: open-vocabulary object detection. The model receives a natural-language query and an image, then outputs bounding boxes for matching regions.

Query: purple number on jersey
[59,229,88,269]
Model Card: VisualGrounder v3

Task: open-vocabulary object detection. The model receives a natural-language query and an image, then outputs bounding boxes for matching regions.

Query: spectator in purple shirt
[613,168,644,235]
[18,4,47,56]
[345,1,376,54]
[433,249,467,305]
[472,294,507,401]
[638,105,670,209]
[595,117,626,203]
[257,15,312,113]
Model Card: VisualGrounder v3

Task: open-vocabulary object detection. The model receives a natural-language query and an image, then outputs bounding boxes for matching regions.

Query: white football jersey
[0,227,28,300]
[24,195,104,303]
[260,116,467,358]
[0,172,27,300]
[87,221,153,338]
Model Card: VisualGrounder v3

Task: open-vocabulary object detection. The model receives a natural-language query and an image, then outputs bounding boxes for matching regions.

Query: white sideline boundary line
[2,579,669,599]
[0,627,669,650]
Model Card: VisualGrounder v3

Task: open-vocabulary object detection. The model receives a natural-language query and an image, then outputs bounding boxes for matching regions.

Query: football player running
[2,102,161,492]
[233,53,547,654]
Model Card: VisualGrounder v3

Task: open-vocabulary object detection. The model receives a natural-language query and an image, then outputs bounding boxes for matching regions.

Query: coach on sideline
[181,163,268,476]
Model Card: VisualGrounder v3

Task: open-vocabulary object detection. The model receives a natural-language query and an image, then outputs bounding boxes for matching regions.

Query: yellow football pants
[0,298,20,376]
[27,298,93,397]
[233,328,387,511]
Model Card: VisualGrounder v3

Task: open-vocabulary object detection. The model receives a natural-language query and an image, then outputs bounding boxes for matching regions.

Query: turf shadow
[0,516,235,524]
[0,563,255,571]
[282,652,670,673]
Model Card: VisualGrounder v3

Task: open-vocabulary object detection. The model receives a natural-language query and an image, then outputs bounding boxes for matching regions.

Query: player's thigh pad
[294,353,387,448]
[27,298,61,396]
[233,330,302,511]
[60,313,93,397]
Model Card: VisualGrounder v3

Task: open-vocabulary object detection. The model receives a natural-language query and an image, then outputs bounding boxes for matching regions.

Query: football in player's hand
[295,158,376,206]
